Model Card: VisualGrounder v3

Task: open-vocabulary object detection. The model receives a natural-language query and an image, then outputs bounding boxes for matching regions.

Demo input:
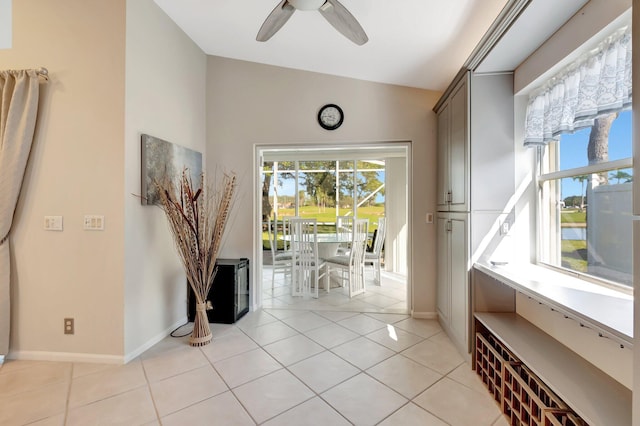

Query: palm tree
[572,175,589,211]
[609,170,632,184]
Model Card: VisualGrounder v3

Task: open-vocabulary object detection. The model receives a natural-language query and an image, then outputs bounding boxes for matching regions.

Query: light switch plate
[84,215,104,231]
[44,216,63,231]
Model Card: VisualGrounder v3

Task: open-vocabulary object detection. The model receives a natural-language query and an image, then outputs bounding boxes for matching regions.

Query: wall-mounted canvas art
[141,134,203,205]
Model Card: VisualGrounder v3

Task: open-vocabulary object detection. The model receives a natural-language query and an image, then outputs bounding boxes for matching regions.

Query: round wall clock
[318,104,344,130]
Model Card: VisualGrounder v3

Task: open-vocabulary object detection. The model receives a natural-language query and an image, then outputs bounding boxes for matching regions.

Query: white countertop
[474,261,633,345]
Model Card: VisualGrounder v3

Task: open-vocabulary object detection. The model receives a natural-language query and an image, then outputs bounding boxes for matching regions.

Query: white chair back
[336,216,354,238]
[281,215,300,252]
[371,217,386,256]
[266,214,294,290]
[336,215,354,254]
[290,218,325,298]
[266,215,278,258]
[365,217,386,285]
[348,218,369,296]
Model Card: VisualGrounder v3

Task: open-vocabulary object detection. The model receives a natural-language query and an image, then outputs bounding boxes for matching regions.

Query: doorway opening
[253,143,411,314]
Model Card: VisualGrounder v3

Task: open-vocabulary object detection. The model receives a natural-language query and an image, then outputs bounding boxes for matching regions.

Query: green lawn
[264,206,385,249]
[560,210,586,224]
[560,209,587,270]
[561,239,587,272]
[271,206,384,229]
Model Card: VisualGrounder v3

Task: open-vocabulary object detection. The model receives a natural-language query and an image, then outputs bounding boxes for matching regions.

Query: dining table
[284,232,351,259]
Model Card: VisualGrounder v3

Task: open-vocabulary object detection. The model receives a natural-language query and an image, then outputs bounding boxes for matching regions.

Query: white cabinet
[436,74,469,212]
[436,215,450,323]
[434,71,514,357]
[436,212,469,354]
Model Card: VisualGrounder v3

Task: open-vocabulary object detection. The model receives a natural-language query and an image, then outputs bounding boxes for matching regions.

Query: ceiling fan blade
[318,0,368,45]
[256,0,296,42]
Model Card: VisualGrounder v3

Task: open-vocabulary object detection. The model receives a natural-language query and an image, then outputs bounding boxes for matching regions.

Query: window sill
[473,261,633,347]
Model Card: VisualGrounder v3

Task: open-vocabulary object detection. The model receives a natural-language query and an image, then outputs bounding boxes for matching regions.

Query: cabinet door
[449,216,469,351]
[436,215,450,323]
[448,78,468,211]
[436,103,450,210]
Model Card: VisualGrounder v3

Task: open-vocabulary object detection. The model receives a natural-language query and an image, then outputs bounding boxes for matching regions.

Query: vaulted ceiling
[153,0,509,91]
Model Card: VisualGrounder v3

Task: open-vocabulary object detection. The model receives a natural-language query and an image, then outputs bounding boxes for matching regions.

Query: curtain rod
[36,67,48,79]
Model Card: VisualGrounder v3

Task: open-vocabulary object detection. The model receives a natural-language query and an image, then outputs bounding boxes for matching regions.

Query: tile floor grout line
[236,311,404,424]
[142,356,211,384]
[4,271,494,426]
[228,387,260,425]
[3,313,494,425]
[407,374,459,426]
[204,335,287,392]
[394,351,448,377]
[139,351,164,424]
[197,341,261,425]
[61,361,74,425]
[278,344,360,426]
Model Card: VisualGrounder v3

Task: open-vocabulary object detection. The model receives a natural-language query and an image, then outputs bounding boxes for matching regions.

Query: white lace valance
[523,26,632,147]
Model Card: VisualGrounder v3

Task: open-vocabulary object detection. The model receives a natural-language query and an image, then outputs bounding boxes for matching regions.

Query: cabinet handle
[447,190,452,203]
[446,220,452,232]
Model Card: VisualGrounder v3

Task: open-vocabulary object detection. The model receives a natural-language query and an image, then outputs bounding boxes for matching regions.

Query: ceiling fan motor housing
[289,0,326,11]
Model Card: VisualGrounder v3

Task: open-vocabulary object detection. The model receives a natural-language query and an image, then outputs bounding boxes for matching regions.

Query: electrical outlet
[501,221,510,235]
[426,213,434,224]
[64,318,74,335]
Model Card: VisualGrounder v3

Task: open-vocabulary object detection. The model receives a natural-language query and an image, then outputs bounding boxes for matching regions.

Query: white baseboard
[124,316,188,364]
[7,350,123,364]
[411,311,438,320]
[6,316,189,365]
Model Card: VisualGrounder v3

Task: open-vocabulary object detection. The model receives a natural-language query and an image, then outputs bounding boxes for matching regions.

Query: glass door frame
[252,142,412,313]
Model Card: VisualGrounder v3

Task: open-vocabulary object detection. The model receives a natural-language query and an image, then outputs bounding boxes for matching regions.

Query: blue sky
[559,110,632,197]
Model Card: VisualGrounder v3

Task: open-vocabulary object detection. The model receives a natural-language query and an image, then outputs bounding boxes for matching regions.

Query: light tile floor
[0,267,507,425]
[0,309,506,425]
[261,266,409,314]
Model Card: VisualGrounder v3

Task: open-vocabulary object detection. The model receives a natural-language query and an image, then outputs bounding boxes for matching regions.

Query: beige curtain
[0,70,43,356]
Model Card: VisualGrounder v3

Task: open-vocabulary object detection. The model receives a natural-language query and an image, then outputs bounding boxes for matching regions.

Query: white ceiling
[475,0,589,74]
[153,0,510,91]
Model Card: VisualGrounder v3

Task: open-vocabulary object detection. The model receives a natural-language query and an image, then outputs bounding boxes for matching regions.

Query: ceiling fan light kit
[256,0,368,46]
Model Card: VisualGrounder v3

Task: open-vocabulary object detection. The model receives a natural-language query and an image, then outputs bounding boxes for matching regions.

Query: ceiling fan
[256,0,368,46]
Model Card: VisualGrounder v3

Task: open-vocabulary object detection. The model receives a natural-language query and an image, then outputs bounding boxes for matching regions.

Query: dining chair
[281,215,300,253]
[336,215,354,254]
[290,218,326,298]
[266,215,293,292]
[365,217,386,285]
[325,218,368,297]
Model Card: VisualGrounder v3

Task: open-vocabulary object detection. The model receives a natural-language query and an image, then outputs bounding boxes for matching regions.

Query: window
[260,158,386,234]
[526,24,633,289]
[538,110,633,287]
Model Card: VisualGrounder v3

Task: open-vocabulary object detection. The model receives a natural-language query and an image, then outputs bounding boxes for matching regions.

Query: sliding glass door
[261,159,386,233]
[256,143,409,313]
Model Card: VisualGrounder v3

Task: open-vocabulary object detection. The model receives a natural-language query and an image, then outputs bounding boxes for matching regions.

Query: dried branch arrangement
[155,169,236,346]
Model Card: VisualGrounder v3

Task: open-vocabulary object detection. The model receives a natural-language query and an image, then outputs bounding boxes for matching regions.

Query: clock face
[318,104,344,130]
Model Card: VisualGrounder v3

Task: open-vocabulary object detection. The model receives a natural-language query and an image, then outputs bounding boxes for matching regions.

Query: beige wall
[0,0,440,361]
[0,0,126,359]
[205,56,440,315]
[0,0,205,362]
[124,0,207,358]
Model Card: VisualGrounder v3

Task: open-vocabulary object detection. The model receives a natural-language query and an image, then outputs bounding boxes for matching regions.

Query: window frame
[535,132,634,294]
